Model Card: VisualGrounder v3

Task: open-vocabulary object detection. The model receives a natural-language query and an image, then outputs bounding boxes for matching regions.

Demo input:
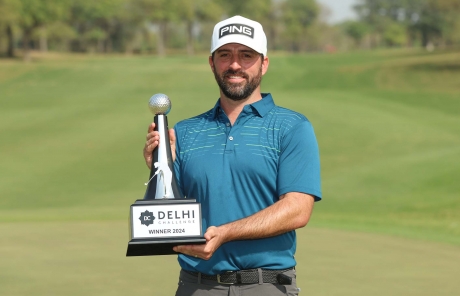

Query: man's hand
[172,193,314,260]
[173,226,226,260]
[143,123,176,169]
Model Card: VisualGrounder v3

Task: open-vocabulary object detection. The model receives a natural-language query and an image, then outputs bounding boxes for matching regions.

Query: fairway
[1,49,459,295]
[1,222,459,296]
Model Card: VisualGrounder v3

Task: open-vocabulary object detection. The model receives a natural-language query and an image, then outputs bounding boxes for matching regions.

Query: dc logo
[139,210,155,226]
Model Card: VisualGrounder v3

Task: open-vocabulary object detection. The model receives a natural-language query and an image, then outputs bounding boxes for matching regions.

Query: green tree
[383,22,406,46]
[0,0,22,57]
[45,21,77,51]
[223,0,272,21]
[176,0,223,55]
[354,0,403,48]
[281,0,319,52]
[135,0,182,56]
[69,0,125,53]
[16,0,70,60]
[343,20,370,47]
[415,0,460,47]
[115,0,150,54]
[354,0,460,48]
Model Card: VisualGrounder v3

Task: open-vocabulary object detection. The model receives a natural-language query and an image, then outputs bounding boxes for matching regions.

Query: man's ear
[209,56,215,73]
[262,56,269,76]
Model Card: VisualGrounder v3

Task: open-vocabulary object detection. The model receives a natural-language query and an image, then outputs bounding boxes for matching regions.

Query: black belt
[183,268,293,285]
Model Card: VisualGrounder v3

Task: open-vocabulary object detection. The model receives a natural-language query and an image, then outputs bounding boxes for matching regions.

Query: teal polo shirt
[173,93,321,275]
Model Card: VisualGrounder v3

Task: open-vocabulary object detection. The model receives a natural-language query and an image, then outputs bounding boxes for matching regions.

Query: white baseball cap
[211,15,267,56]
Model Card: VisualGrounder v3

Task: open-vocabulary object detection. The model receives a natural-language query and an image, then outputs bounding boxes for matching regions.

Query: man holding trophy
[143,15,321,296]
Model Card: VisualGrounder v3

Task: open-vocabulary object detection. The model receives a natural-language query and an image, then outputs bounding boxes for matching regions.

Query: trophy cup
[126,94,206,256]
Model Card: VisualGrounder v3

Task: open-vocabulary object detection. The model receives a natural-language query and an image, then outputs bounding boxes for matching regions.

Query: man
[143,15,321,296]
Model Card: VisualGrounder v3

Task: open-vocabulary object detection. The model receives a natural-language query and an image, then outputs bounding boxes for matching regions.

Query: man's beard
[213,65,262,101]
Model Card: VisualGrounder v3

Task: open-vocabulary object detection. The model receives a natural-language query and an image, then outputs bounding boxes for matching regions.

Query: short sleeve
[277,120,322,201]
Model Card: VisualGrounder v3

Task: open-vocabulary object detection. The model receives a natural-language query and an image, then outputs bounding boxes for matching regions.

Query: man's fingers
[169,128,176,162]
[144,125,176,167]
[173,244,210,260]
[172,227,222,260]
[146,135,159,148]
[169,128,176,143]
[144,124,159,170]
[145,124,160,150]
[147,122,155,133]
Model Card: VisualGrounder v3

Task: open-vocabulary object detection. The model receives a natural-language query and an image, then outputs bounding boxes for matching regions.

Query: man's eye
[242,53,254,59]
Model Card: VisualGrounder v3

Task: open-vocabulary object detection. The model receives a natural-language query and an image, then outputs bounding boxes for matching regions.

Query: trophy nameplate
[126,94,206,256]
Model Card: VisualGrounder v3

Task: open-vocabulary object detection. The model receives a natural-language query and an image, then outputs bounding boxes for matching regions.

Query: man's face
[210,43,268,101]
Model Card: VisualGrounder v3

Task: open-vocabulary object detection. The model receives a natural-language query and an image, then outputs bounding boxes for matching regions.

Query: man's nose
[228,57,242,70]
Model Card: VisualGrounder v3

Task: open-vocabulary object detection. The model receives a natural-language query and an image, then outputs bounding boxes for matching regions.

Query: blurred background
[1,0,460,59]
[0,0,459,296]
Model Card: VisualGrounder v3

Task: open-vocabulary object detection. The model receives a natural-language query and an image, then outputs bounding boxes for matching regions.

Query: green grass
[0,49,459,295]
[1,223,459,296]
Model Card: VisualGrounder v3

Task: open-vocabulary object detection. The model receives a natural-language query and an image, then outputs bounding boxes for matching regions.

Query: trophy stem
[144,115,184,200]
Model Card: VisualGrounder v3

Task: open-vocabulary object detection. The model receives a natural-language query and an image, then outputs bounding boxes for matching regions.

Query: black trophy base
[126,237,206,256]
[127,198,205,256]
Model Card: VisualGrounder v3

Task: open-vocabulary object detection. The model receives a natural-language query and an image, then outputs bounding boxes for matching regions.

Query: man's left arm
[174,119,321,259]
[173,192,314,260]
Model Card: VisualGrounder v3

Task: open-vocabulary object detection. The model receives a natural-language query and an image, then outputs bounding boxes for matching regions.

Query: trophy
[126,94,206,256]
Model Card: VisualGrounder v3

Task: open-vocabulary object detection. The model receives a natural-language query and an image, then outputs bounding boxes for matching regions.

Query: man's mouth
[224,71,248,83]
[226,75,245,83]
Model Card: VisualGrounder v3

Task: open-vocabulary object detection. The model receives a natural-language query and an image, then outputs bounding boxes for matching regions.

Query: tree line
[346,0,460,50]
[0,0,459,61]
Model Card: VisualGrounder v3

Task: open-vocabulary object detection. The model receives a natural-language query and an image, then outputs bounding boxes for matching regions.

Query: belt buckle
[217,271,236,285]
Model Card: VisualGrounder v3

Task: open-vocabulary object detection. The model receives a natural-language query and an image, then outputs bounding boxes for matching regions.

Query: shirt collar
[251,93,275,117]
[211,93,275,119]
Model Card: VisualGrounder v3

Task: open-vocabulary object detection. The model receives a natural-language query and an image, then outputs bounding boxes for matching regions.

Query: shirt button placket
[225,122,235,152]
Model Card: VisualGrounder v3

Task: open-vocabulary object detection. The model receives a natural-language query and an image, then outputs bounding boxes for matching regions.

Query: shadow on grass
[409,62,460,72]
[0,55,23,61]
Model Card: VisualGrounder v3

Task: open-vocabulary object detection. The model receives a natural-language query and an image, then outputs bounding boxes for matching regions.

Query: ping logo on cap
[219,23,254,39]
